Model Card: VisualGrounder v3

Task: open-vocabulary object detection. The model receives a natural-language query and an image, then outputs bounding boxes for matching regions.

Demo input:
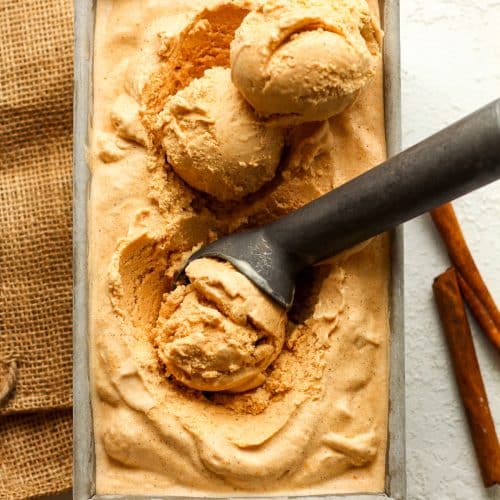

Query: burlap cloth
[1,0,74,497]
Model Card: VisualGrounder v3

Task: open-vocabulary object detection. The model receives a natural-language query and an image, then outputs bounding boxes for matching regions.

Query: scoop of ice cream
[155,258,287,392]
[230,0,382,125]
[160,67,285,201]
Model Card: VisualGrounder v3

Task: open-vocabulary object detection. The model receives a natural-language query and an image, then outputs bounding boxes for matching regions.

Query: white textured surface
[402,1,500,499]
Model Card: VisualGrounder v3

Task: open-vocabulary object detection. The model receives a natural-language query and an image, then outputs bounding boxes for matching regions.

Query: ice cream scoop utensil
[181,99,500,309]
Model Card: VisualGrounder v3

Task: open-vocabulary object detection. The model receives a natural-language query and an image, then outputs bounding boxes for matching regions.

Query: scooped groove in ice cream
[159,67,286,201]
[155,258,287,392]
[230,0,382,125]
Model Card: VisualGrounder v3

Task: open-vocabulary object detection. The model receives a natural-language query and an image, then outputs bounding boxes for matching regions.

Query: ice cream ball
[160,67,286,201]
[230,0,382,125]
[155,258,287,393]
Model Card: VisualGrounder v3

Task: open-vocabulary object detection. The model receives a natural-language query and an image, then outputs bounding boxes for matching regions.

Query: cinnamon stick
[457,272,500,351]
[431,203,500,351]
[433,268,500,487]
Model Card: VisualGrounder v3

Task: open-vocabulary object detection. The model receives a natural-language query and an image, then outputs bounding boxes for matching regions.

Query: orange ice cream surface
[89,0,390,496]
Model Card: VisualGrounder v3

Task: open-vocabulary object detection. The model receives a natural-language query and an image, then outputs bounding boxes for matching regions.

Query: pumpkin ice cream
[89,0,390,496]
[230,0,382,125]
[159,67,285,200]
[156,258,286,392]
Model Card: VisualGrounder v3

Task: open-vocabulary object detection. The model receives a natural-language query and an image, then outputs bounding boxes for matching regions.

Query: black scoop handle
[265,99,500,270]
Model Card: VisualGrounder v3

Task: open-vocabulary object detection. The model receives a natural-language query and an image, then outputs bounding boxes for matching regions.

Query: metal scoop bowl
[179,99,500,310]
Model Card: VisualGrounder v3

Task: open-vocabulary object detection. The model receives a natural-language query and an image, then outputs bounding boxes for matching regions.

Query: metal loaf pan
[73,1,404,498]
